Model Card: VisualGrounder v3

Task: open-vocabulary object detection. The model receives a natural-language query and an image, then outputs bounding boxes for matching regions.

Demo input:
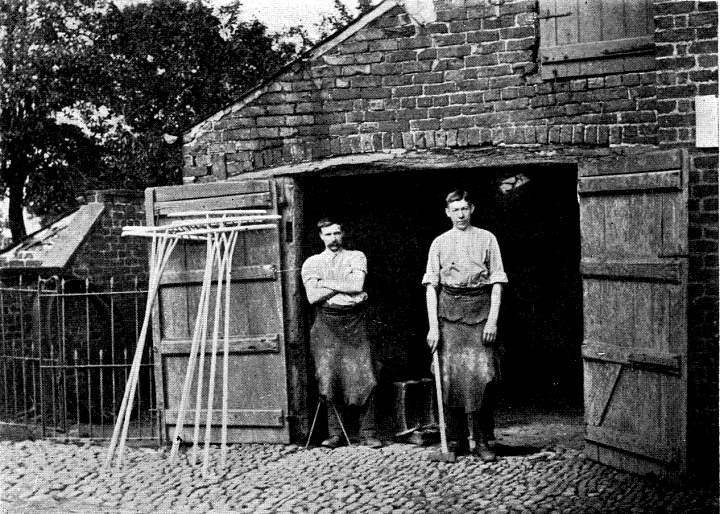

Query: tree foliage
[0,0,298,243]
[0,0,102,241]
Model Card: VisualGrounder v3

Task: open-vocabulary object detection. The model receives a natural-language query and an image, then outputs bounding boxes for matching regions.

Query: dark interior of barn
[299,164,583,423]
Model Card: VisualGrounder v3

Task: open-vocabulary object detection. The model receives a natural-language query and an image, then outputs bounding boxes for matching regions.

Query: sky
[111,0,368,35]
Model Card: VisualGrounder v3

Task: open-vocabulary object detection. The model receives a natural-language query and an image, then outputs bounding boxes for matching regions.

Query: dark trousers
[447,383,496,445]
[327,391,377,439]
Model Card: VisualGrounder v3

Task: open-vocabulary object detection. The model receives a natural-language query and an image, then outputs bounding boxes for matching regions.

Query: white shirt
[301,248,369,307]
[422,226,508,289]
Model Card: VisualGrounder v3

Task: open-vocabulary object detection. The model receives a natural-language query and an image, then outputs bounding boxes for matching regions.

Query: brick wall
[183,0,665,179]
[67,190,148,290]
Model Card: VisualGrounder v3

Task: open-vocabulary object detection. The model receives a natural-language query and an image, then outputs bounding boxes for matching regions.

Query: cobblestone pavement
[1,437,717,513]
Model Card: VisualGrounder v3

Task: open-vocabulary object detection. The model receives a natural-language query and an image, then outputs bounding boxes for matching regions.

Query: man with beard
[423,190,508,462]
[301,218,382,449]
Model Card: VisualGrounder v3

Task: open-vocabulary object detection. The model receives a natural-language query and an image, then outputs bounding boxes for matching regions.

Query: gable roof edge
[184,0,402,141]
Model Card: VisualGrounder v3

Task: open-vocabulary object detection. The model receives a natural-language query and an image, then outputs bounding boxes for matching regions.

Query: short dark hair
[445,189,473,206]
[317,218,342,231]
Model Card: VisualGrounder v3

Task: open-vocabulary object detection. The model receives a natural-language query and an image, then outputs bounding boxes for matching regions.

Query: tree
[0,0,101,242]
[314,0,374,41]
[0,0,298,243]
[83,0,299,202]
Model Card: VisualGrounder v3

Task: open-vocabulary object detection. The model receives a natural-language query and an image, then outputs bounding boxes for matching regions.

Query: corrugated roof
[0,203,105,269]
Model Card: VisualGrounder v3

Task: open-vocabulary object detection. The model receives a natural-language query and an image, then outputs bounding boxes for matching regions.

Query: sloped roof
[185,0,403,140]
[0,203,105,269]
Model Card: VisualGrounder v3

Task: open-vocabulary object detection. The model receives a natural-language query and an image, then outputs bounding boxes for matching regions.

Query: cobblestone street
[1,430,717,513]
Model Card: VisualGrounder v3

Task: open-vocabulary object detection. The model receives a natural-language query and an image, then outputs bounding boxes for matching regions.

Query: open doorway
[298,164,583,435]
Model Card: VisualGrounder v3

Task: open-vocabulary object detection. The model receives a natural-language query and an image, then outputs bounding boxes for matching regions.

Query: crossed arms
[303,272,366,304]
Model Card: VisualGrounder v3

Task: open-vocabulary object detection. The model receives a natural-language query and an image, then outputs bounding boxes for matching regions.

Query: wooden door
[579,150,688,481]
[146,180,290,443]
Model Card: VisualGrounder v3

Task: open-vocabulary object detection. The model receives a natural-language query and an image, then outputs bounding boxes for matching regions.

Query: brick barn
[143,0,718,484]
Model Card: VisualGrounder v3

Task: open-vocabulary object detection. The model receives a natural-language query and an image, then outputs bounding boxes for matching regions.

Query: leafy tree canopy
[0,0,299,244]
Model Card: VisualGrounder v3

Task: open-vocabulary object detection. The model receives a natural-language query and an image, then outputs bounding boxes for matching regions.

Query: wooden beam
[585,426,677,464]
[580,150,683,177]
[164,408,284,427]
[578,170,682,195]
[160,334,280,354]
[582,341,682,375]
[159,265,276,285]
[580,259,683,283]
[541,36,654,63]
[154,180,271,202]
[155,193,272,215]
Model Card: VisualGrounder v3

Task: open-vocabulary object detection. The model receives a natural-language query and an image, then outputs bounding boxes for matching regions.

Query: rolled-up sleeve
[421,238,440,287]
[301,257,319,286]
[348,251,367,275]
[487,235,508,284]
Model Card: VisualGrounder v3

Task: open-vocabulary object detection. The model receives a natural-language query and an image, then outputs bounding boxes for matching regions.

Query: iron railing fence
[0,275,159,443]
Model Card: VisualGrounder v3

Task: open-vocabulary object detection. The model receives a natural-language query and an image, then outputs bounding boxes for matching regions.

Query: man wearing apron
[301,218,381,449]
[423,190,508,462]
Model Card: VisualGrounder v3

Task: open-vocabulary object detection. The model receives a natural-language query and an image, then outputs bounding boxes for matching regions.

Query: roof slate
[0,203,105,269]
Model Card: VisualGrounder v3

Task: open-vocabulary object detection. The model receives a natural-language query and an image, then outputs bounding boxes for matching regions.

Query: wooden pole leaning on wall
[108,211,280,472]
[105,232,178,468]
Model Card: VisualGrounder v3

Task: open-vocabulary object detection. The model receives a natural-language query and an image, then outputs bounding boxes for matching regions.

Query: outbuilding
[144,0,718,484]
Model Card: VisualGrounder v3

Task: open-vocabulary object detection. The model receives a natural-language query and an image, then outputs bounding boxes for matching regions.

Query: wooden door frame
[281,156,583,440]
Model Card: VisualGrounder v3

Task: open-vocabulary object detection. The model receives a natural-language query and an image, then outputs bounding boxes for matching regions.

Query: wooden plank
[154,180,271,202]
[582,341,681,374]
[627,352,681,375]
[159,265,277,285]
[579,150,683,177]
[578,170,682,195]
[538,0,557,49]
[160,334,280,354]
[579,197,605,259]
[554,0,580,76]
[630,194,663,259]
[602,0,624,41]
[580,260,683,283]
[278,177,309,439]
[166,426,289,444]
[615,281,634,347]
[585,360,623,426]
[604,196,631,258]
[624,0,647,38]
[541,36,653,63]
[164,408,284,427]
[146,188,166,441]
[579,0,602,43]
[155,192,272,215]
[583,340,629,365]
[633,282,653,349]
[586,426,677,464]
